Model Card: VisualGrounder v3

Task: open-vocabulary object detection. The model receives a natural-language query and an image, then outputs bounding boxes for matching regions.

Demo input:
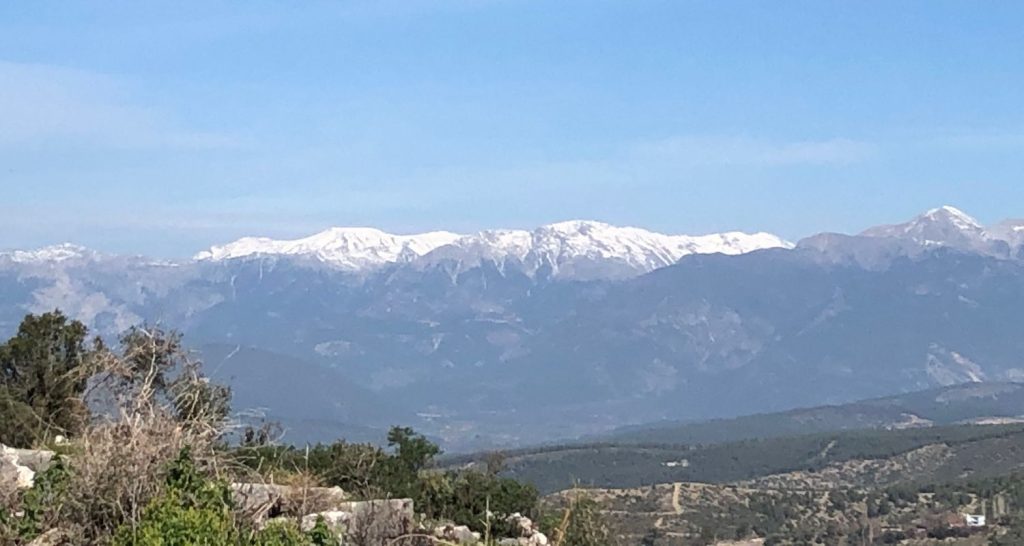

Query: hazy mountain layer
[4,207,1024,449]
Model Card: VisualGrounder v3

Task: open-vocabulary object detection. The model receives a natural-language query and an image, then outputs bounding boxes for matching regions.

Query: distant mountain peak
[921,206,983,231]
[1,243,97,264]
[860,206,989,250]
[193,227,460,270]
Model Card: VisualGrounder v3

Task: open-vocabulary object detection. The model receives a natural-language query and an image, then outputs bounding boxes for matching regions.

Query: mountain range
[3,207,1024,450]
[190,220,791,280]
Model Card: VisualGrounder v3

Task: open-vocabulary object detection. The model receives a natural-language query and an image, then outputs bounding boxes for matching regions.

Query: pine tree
[0,311,93,446]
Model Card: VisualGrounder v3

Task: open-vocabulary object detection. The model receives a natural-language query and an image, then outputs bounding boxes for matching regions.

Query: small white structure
[663,459,690,468]
[964,514,986,527]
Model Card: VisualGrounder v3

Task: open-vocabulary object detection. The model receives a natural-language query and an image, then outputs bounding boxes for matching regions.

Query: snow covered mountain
[195,221,793,279]
[862,206,989,248]
[855,206,1023,258]
[416,221,792,280]
[193,228,462,272]
[0,243,100,264]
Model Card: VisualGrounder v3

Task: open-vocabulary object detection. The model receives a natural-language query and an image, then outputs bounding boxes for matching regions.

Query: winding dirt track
[671,482,683,514]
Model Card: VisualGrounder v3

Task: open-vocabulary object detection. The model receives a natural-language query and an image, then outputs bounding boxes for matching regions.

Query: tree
[0,311,94,446]
[381,426,440,498]
[388,426,441,473]
[94,325,231,428]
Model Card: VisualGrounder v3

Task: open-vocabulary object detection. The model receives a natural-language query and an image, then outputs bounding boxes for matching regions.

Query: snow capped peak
[539,219,614,234]
[2,243,97,264]
[921,206,983,231]
[861,206,989,248]
[416,221,793,280]
[194,227,461,270]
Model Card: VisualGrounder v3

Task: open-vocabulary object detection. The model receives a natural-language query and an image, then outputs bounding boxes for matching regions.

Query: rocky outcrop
[232,481,539,546]
[433,523,481,544]
[426,513,550,545]
[26,528,73,546]
[231,482,349,523]
[1,445,55,491]
[232,482,416,546]
[499,513,549,546]
[300,499,416,546]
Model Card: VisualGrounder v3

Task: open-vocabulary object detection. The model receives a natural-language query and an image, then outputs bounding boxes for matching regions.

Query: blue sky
[2,1,1024,256]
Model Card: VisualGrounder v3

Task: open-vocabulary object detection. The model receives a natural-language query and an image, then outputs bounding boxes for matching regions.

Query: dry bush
[49,326,239,544]
[62,412,218,541]
[547,488,612,546]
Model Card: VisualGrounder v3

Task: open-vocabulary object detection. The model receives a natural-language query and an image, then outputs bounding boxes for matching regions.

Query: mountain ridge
[6,206,1024,449]
[10,205,1024,274]
[190,220,793,278]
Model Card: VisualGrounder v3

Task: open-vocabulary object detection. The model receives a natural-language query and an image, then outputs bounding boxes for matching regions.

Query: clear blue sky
[2,1,1024,256]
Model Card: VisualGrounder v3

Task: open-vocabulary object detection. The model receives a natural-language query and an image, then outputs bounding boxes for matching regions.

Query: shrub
[0,457,72,544]
[0,322,239,544]
[423,469,539,535]
[114,449,340,546]
[112,448,239,546]
[544,491,611,546]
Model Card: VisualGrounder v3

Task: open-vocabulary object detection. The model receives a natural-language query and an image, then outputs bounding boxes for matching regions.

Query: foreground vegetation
[0,311,608,545]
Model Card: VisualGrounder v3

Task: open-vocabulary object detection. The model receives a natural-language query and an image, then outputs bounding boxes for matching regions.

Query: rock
[300,499,416,546]
[521,532,549,546]
[6,446,55,473]
[231,482,348,522]
[504,513,548,546]
[506,512,536,536]
[301,510,351,535]
[1,444,46,490]
[434,524,481,544]
[27,528,72,545]
[235,485,416,545]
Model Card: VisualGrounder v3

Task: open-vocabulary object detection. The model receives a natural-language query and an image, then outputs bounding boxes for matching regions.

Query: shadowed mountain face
[4,207,1024,450]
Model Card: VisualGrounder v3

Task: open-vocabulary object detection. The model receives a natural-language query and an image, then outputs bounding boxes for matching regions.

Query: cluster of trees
[238,427,540,536]
[0,311,228,448]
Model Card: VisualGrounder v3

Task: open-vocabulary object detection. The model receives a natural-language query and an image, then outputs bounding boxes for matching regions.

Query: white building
[964,514,986,527]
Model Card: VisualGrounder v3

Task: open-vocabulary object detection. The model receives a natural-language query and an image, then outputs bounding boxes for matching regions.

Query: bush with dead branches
[1,321,242,545]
